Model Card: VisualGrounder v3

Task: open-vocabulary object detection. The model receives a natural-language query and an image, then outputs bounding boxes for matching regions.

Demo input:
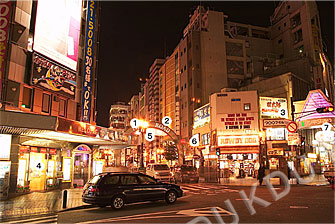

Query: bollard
[62,190,68,209]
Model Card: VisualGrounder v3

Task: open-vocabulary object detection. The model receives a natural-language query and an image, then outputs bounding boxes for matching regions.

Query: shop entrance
[29,152,47,191]
[73,145,91,188]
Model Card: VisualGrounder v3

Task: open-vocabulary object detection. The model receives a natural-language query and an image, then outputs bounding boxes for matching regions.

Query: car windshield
[88,175,101,184]
[154,164,170,170]
[181,166,196,171]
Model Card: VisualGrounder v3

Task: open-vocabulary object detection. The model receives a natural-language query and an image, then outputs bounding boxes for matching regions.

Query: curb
[58,204,94,213]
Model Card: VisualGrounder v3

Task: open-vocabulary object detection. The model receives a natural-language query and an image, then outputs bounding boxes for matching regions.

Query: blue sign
[81,0,96,123]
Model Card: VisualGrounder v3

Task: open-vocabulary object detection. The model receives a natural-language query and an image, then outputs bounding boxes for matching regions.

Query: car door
[99,175,120,200]
[137,174,166,200]
[119,174,143,203]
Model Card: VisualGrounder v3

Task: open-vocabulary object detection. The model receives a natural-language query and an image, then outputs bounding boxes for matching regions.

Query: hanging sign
[288,133,300,145]
[81,0,96,123]
[0,0,11,99]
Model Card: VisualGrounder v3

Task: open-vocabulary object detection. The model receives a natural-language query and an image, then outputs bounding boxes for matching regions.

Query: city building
[0,0,126,197]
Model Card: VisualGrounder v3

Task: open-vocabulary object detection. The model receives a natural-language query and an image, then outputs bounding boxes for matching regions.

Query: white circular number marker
[34,161,44,171]
[189,134,200,147]
[145,130,155,142]
[322,123,332,132]
[130,118,140,129]
[162,116,172,126]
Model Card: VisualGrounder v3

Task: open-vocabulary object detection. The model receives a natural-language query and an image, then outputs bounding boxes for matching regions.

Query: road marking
[290,206,308,209]
[7,214,58,224]
[77,206,233,223]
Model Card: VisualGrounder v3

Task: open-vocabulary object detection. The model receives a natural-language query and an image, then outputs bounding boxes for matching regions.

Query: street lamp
[138,120,148,168]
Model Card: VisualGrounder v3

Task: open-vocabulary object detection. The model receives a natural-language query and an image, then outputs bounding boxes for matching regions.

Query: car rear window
[88,175,101,184]
[181,166,196,171]
[154,164,170,170]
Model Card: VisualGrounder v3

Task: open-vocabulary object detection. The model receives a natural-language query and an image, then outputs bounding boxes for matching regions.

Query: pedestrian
[257,162,266,186]
[254,160,260,178]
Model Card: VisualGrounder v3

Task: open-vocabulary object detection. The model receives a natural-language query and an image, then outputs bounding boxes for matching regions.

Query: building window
[59,99,66,117]
[278,26,281,31]
[184,65,186,70]
[181,68,183,73]
[293,29,303,44]
[201,133,210,145]
[42,93,51,113]
[22,87,32,109]
[180,51,183,57]
[184,83,186,89]
[181,86,183,91]
[244,103,251,111]
[284,22,286,27]
[278,39,282,44]
[184,48,186,53]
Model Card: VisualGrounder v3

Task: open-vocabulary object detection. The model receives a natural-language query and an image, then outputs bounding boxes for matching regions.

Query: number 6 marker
[189,134,200,147]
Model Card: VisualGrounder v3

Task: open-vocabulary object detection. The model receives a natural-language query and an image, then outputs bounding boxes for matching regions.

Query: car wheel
[165,190,177,204]
[111,195,125,209]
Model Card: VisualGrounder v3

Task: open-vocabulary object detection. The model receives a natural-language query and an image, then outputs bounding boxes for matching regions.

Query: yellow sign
[218,135,259,146]
[267,148,284,156]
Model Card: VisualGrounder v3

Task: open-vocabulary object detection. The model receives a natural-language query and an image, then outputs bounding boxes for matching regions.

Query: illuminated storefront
[296,90,335,175]
[0,111,128,194]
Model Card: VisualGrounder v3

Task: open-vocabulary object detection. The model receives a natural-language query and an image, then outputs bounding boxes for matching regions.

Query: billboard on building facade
[31,54,76,98]
[33,0,81,71]
[0,1,11,99]
[260,97,288,119]
[193,104,210,129]
[81,0,96,123]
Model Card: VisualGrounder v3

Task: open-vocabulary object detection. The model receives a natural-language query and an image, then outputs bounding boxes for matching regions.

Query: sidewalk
[217,174,329,186]
[0,188,88,221]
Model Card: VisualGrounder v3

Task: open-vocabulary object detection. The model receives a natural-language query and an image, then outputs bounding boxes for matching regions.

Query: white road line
[9,215,58,224]
[289,206,309,209]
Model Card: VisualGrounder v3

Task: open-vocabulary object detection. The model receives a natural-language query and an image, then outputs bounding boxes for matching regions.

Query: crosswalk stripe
[8,215,57,224]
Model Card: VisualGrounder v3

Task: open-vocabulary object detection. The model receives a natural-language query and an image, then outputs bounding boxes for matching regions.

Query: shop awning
[297,90,335,121]
[0,111,128,146]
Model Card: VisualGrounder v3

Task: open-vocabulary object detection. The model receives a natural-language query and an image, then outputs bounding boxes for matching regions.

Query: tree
[164,144,178,162]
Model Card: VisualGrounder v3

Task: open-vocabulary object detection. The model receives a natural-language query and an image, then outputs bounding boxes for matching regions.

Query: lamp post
[138,120,148,168]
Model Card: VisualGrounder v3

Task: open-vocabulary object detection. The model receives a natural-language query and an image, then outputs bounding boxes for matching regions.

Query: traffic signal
[216,148,220,156]
[316,106,334,113]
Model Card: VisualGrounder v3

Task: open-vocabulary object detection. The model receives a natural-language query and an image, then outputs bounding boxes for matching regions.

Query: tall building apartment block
[129,0,333,162]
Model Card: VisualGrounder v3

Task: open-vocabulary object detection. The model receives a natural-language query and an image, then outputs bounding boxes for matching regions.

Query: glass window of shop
[220,153,259,178]
[17,146,61,191]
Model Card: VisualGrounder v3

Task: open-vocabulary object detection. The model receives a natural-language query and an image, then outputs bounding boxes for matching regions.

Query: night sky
[96,1,334,127]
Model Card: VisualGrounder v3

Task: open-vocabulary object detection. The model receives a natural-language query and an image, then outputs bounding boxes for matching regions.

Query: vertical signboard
[81,0,96,123]
[0,1,11,98]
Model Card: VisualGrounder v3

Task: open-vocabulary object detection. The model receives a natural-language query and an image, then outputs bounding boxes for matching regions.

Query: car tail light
[88,187,100,195]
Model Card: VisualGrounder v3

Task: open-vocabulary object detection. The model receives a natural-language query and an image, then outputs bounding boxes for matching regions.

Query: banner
[0,1,11,99]
[81,0,96,122]
[260,97,288,119]
[31,54,76,98]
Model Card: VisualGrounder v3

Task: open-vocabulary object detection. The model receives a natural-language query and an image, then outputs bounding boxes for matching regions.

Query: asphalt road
[58,183,334,223]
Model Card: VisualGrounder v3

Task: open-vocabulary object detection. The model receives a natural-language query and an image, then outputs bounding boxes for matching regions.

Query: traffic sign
[286,121,298,133]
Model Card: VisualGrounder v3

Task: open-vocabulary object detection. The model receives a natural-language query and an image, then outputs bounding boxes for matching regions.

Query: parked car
[173,165,199,183]
[82,172,183,209]
[146,164,174,183]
